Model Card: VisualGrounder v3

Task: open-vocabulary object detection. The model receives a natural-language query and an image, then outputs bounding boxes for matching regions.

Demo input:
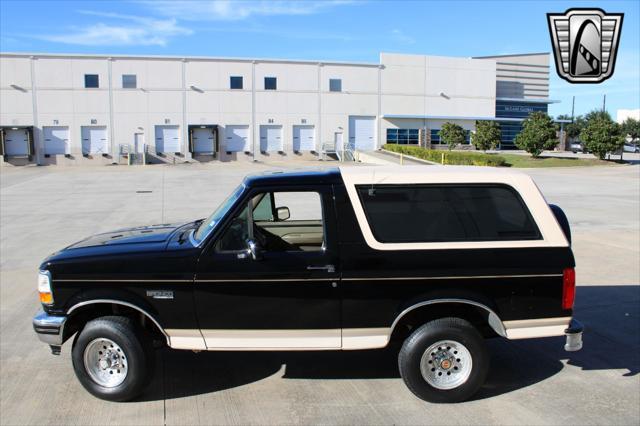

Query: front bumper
[33,308,66,346]
[564,318,583,351]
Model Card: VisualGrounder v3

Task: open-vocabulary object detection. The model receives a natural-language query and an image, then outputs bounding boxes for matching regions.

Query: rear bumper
[564,318,583,352]
[33,309,66,346]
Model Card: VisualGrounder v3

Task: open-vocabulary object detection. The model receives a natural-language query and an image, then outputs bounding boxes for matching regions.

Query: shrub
[472,121,501,151]
[580,116,625,160]
[439,122,467,151]
[514,112,558,157]
[383,144,507,167]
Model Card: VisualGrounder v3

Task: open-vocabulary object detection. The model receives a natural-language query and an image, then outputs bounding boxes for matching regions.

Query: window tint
[84,74,99,88]
[252,193,274,222]
[264,77,277,90]
[230,76,243,89]
[217,191,324,252]
[387,128,419,145]
[122,74,137,89]
[329,78,342,92]
[356,185,540,243]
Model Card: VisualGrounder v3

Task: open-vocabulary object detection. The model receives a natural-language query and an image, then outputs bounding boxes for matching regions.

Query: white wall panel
[1,90,33,114]
[70,59,108,89]
[147,91,182,113]
[34,59,73,88]
[145,60,182,89]
[0,57,31,87]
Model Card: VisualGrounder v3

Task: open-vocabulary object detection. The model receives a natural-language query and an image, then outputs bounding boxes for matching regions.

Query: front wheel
[398,317,488,403]
[71,316,154,401]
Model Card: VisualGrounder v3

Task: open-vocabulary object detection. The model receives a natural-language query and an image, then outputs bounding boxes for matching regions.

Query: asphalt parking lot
[1,159,639,425]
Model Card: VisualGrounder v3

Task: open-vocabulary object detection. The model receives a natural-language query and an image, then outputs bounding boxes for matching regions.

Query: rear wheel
[398,317,488,403]
[72,316,154,401]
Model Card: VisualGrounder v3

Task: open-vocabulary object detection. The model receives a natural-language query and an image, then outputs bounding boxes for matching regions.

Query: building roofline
[473,52,550,59]
[1,51,549,67]
[497,97,560,104]
[0,51,380,68]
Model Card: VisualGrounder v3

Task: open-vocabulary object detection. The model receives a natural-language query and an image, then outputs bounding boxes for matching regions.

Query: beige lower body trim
[165,329,207,350]
[201,329,342,350]
[165,328,395,351]
[503,317,571,339]
[342,327,390,350]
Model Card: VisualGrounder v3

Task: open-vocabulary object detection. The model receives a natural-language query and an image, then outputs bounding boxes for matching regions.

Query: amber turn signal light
[39,292,53,304]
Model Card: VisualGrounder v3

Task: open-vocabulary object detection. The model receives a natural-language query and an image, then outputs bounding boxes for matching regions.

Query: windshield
[192,184,245,244]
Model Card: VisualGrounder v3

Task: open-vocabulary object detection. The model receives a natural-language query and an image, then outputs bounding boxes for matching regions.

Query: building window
[356,184,541,243]
[430,129,471,144]
[84,74,99,88]
[329,78,342,92]
[387,128,419,145]
[122,74,137,89]
[230,76,243,89]
[264,77,277,90]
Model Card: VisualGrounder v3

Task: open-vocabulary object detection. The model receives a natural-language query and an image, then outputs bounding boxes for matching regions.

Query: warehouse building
[0,51,557,166]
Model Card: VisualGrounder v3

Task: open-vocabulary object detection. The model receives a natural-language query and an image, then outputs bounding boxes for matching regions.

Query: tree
[514,112,558,157]
[472,120,501,151]
[584,110,613,122]
[621,117,640,143]
[439,123,466,151]
[580,116,625,159]
[556,114,585,140]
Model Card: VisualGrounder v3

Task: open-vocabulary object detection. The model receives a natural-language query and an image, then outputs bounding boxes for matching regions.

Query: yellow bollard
[400,153,404,165]
[441,152,445,165]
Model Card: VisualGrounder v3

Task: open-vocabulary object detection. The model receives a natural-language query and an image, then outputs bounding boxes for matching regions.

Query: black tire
[71,316,154,401]
[398,317,488,403]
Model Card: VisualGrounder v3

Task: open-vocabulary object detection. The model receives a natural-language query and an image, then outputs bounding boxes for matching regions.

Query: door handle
[306,264,335,273]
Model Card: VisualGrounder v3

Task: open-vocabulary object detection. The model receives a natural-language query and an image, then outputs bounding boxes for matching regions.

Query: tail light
[562,268,576,310]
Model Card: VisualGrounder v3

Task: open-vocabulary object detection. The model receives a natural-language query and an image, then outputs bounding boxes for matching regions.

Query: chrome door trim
[342,274,561,281]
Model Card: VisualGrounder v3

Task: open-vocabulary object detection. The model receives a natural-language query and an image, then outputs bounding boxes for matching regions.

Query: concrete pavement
[1,160,638,425]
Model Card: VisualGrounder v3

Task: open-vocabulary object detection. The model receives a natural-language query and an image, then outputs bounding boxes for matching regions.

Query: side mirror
[276,206,290,221]
[246,239,263,261]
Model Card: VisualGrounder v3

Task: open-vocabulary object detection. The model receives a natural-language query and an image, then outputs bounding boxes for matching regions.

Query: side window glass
[252,193,274,222]
[255,191,324,252]
[216,205,250,251]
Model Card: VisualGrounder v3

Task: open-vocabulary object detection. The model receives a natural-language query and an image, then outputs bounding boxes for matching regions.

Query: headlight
[37,270,53,305]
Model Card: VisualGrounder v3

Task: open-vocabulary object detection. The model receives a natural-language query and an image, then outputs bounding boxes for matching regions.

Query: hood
[40,222,201,268]
[66,223,184,249]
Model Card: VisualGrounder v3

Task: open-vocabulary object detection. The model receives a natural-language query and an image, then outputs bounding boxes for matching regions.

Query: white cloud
[37,13,191,46]
[390,29,415,45]
[141,0,355,21]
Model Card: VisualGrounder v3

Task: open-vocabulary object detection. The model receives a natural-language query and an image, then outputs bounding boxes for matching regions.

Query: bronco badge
[547,8,623,84]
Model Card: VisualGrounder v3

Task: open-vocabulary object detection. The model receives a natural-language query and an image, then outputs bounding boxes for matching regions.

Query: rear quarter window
[356,184,541,243]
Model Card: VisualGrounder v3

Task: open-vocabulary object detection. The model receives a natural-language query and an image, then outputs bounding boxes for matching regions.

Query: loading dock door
[155,125,181,153]
[260,125,283,152]
[43,126,70,155]
[225,125,250,152]
[293,125,315,152]
[4,129,29,156]
[192,128,215,154]
[348,116,376,151]
[81,126,108,155]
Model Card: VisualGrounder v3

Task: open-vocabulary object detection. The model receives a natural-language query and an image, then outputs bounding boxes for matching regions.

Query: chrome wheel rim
[83,338,128,388]
[420,340,472,390]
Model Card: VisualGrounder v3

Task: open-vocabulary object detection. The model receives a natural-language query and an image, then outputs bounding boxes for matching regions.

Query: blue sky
[1,0,638,118]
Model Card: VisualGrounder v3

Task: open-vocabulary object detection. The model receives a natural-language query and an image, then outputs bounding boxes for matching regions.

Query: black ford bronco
[33,166,583,403]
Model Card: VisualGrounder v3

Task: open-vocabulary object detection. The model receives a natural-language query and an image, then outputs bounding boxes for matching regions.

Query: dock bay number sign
[547,8,623,84]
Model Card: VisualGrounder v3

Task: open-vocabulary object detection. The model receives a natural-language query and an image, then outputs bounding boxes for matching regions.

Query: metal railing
[119,144,146,165]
